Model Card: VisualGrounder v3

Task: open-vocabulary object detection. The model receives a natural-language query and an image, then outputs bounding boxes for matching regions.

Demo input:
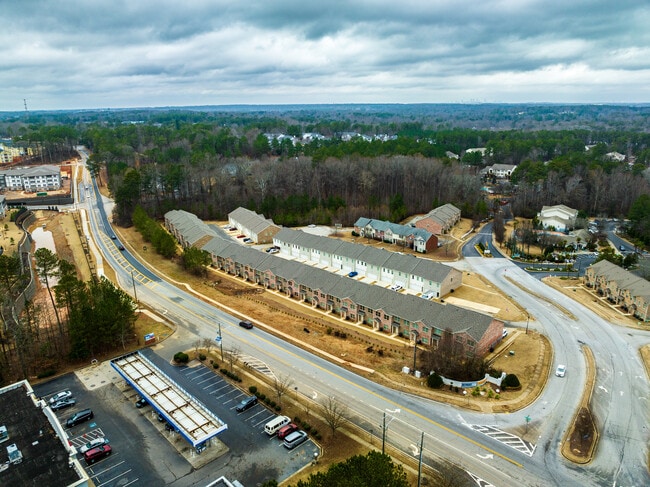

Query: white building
[537,204,578,232]
[0,165,62,192]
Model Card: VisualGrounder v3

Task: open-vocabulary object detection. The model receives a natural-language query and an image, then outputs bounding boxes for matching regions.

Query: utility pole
[131,270,138,303]
[417,431,424,487]
[382,412,386,454]
[217,322,223,360]
[525,313,530,335]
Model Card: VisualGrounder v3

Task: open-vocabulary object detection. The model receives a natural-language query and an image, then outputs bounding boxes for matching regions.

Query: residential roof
[409,203,461,227]
[274,228,454,283]
[588,260,650,298]
[228,207,279,235]
[0,165,60,178]
[201,237,493,341]
[353,217,434,241]
[0,381,86,486]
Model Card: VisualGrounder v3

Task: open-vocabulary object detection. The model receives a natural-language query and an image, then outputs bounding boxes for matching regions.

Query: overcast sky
[2,0,650,111]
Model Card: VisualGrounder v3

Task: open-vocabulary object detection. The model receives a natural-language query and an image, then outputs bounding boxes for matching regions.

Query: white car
[555,365,566,377]
[390,284,403,292]
[421,290,435,300]
[79,437,109,454]
[49,390,73,404]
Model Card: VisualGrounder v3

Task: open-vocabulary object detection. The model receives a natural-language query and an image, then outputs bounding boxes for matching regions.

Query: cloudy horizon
[2,0,650,111]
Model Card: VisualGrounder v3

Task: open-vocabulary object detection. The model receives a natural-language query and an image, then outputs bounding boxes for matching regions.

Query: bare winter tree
[319,395,349,437]
[225,345,240,373]
[272,374,294,406]
[202,337,213,355]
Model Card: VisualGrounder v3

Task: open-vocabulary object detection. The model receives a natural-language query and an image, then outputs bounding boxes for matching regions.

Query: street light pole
[412,330,419,374]
[417,431,424,487]
[382,412,386,454]
[218,322,223,360]
[131,270,138,304]
[525,313,530,335]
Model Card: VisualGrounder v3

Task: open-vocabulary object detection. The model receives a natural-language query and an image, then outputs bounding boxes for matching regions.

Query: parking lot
[34,348,319,486]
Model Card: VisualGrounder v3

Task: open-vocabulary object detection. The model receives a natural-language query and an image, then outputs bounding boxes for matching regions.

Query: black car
[51,398,76,411]
[235,395,258,412]
[239,320,253,329]
[135,397,147,408]
[118,245,125,251]
[66,408,94,428]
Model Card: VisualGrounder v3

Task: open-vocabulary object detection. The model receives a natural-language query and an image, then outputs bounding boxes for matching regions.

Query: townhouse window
[423,327,429,333]
[375,310,381,317]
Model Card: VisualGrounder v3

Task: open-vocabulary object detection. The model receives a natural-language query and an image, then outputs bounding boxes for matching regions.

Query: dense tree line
[4,112,650,243]
[0,248,137,385]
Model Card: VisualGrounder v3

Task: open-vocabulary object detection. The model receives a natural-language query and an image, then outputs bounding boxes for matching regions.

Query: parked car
[239,320,254,329]
[236,235,246,239]
[555,364,566,377]
[157,412,165,422]
[277,423,299,440]
[51,398,76,411]
[243,238,253,243]
[347,271,358,278]
[389,284,403,292]
[235,395,258,412]
[84,445,112,464]
[49,390,73,404]
[502,329,509,339]
[421,290,435,300]
[268,248,280,254]
[66,409,94,428]
[79,437,109,454]
[135,396,147,408]
[283,430,308,449]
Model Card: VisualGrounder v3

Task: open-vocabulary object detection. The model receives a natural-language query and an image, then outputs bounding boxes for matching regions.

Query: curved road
[78,152,649,486]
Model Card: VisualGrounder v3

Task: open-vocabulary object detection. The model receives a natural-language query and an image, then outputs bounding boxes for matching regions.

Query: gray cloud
[1,0,649,110]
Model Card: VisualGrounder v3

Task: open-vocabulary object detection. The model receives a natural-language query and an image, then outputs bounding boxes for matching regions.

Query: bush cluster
[173,352,189,364]
[220,368,242,382]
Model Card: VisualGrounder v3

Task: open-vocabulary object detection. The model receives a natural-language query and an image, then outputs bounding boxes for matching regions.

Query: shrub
[427,372,443,389]
[351,230,359,237]
[198,353,206,361]
[173,352,189,364]
[303,425,312,433]
[503,373,520,388]
[37,369,57,379]
[264,397,271,404]
[259,393,266,401]
[270,400,276,408]
[326,327,333,335]
[274,405,281,411]
[339,332,347,339]
[249,386,258,394]
[294,416,302,424]
[315,433,322,441]
[213,363,219,369]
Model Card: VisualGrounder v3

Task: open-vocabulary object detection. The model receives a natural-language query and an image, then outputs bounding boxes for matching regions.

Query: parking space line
[246,409,267,422]
[203,382,223,391]
[195,376,215,385]
[122,478,140,487]
[89,460,127,477]
[211,384,230,394]
[215,389,240,399]
[95,468,133,486]
[254,414,276,427]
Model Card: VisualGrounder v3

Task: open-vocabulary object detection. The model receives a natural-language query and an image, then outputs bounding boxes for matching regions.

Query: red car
[277,423,299,440]
[84,444,112,464]
[236,235,246,239]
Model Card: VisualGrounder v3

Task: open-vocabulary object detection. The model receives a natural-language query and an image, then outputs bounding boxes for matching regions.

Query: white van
[264,415,290,436]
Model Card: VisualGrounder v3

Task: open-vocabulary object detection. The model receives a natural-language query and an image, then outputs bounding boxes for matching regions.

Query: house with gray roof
[584,259,650,321]
[228,207,280,244]
[273,228,461,297]
[202,237,501,356]
[165,209,228,248]
[353,217,437,252]
[410,203,461,235]
[0,165,61,192]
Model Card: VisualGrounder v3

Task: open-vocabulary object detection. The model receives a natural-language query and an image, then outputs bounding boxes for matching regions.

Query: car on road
[79,437,110,454]
[49,390,73,404]
[347,271,358,278]
[118,245,125,251]
[84,444,112,464]
[239,320,254,329]
[619,245,625,251]
[135,396,147,408]
[235,395,258,412]
[555,364,566,377]
[66,409,94,428]
[51,398,76,411]
[110,235,116,240]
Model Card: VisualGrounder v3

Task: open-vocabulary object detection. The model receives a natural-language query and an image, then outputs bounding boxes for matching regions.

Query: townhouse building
[353,217,438,252]
[201,237,501,356]
[227,207,281,244]
[410,203,462,236]
[584,259,650,321]
[273,228,460,297]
